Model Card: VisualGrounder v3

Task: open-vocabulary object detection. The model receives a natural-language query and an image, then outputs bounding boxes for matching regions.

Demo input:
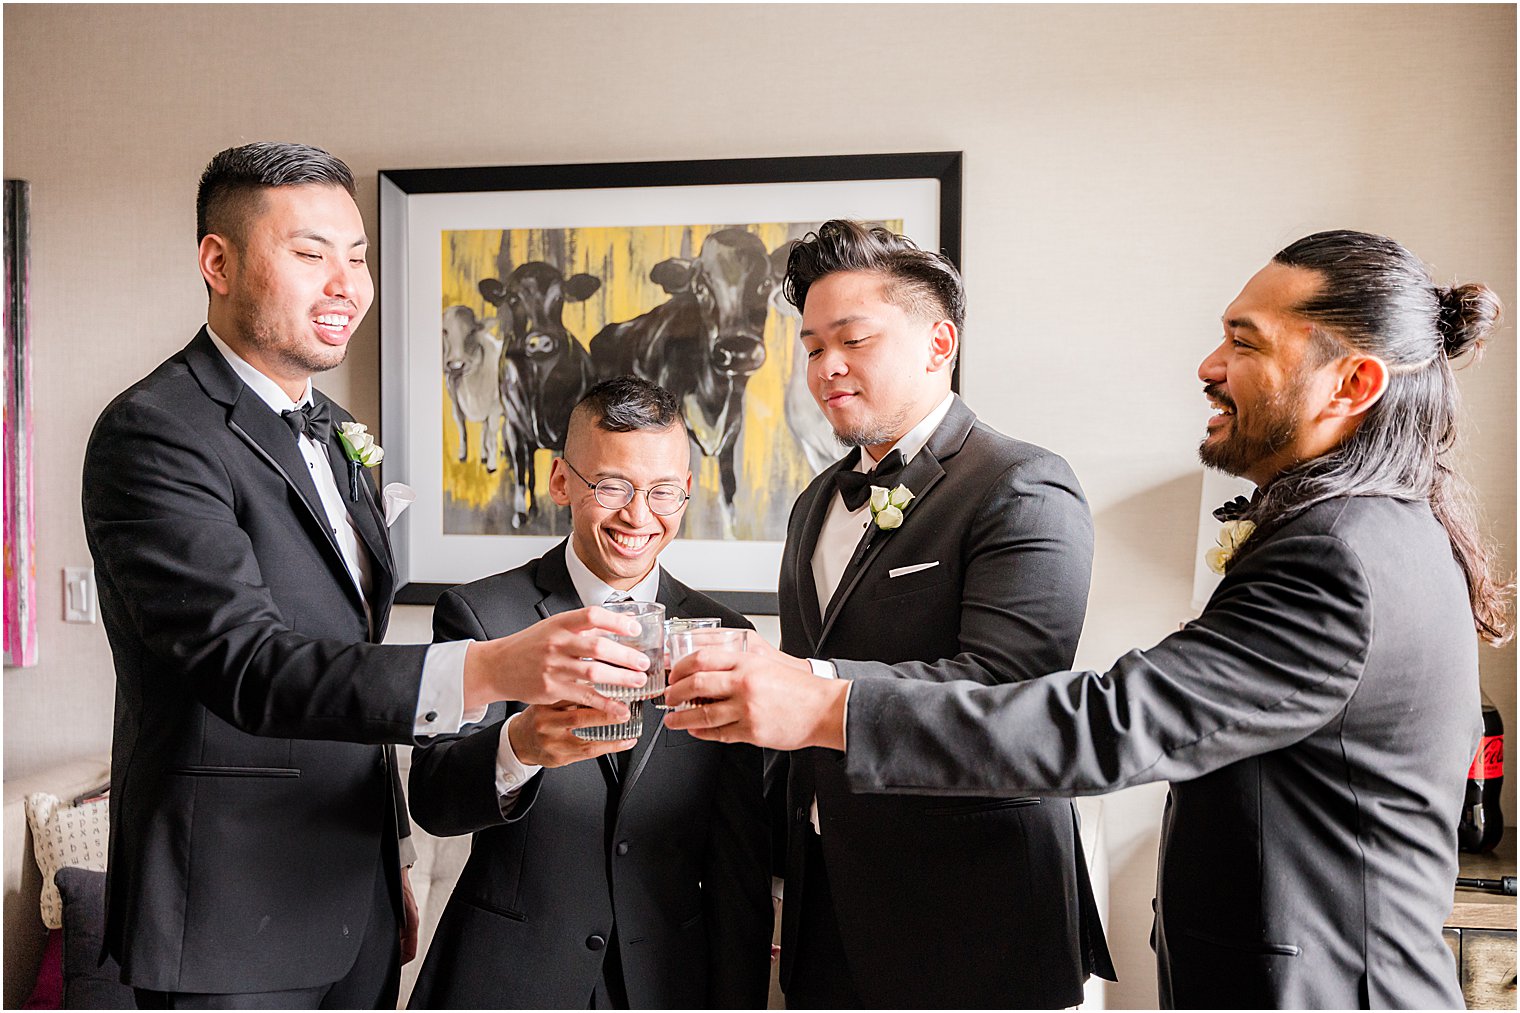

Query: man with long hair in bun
[667,230,1511,1008]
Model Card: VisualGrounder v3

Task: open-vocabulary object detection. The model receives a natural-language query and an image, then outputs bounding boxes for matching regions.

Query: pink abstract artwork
[5,178,36,667]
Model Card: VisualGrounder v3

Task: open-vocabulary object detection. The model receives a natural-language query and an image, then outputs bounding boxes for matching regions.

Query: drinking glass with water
[573,601,665,742]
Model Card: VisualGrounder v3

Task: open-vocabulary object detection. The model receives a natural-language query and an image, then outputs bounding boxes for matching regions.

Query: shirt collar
[564,539,662,608]
[206,324,314,413]
[857,391,957,472]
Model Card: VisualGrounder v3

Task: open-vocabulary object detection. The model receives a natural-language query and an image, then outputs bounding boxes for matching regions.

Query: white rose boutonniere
[1205,519,1256,575]
[339,421,385,467]
[869,483,914,531]
[338,421,384,501]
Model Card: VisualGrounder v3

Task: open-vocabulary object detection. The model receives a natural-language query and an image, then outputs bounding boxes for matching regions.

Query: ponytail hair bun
[1436,282,1502,360]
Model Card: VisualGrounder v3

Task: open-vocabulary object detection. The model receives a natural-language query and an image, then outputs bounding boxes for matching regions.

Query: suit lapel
[531,543,583,621]
[795,450,859,652]
[816,398,976,651]
[316,401,395,623]
[187,332,369,618]
[355,468,395,634]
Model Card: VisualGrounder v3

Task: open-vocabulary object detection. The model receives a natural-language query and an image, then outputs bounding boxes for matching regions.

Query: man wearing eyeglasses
[405,376,772,1009]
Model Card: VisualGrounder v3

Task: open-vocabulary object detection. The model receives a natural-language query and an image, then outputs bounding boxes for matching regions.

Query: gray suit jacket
[845,495,1478,1008]
[775,395,1114,1007]
[407,543,772,1009]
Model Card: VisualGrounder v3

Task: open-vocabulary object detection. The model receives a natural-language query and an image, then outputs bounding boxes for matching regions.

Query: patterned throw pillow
[24,793,108,931]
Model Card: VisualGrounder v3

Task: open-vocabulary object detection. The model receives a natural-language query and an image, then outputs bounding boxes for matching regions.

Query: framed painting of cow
[379,152,961,612]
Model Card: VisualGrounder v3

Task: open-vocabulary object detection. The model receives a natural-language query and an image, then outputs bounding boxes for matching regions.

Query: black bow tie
[834,450,906,511]
[281,401,333,445]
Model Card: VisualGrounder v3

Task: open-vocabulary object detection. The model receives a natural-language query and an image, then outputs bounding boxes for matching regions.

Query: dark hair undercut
[571,375,682,436]
[196,141,357,246]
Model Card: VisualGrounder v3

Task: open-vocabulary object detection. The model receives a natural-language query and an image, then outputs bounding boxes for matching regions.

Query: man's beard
[833,401,911,449]
[1197,380,1306,478]
[229,288,347,377]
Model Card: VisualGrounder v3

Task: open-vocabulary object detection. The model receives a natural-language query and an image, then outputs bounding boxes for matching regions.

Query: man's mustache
[1204,383,1235,411]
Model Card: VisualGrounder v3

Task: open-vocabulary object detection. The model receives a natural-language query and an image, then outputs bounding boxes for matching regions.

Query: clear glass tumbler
[658,618,723,709]
[574,600,665,741]
[665,627,750,711]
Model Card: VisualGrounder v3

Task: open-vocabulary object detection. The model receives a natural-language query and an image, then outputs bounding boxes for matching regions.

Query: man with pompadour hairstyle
[670,219,1114,1008]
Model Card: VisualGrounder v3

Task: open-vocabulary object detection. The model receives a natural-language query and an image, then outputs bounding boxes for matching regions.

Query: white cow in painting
[441,305,505,473]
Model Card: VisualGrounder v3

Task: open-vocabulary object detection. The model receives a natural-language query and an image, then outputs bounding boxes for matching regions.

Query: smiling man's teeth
[315,314,350,327]
[609,531,652,550]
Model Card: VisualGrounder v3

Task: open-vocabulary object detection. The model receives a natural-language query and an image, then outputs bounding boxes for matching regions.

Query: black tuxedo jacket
[82,329,429,993]
[774,395,1114,1007]
[406,543,772,1009]
[844,495,1478,1008]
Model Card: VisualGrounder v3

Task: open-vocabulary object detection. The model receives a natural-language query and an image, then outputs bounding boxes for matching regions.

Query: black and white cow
[589,228,789,519]
[441,305,505,473]
[479,262,601,528]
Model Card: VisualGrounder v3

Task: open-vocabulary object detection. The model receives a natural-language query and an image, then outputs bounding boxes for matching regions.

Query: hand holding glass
[659,618,722,709]
[574,601,665,742]
[666,628,749,710]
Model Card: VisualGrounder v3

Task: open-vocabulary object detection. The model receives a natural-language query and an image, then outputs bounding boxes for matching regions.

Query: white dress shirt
[809,391,955,649]
[493,546,664,802]
[804,391,955,832]
[206,327,476,737]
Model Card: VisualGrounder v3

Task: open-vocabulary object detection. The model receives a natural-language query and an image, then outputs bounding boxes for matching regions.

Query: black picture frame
[379,152,962,614]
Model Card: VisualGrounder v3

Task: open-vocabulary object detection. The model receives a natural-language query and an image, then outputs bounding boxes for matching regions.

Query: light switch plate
[64,566,97,623]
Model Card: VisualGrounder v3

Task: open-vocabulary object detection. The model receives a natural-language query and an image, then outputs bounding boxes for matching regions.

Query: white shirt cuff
[412,639,474,735]
[807,657,838,679]
[495,712,544,800]
[841,679,851,750]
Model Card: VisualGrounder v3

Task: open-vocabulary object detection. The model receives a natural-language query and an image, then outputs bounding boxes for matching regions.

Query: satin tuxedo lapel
[184,330,369,620]
[792,449,861,653]
[816,400,976,650]
[316,403,395,634]
[354,469,395,636]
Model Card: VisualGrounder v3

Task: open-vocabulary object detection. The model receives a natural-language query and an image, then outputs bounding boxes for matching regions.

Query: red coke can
[1458,695,1504,854]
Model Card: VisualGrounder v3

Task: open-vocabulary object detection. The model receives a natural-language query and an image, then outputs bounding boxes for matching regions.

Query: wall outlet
[64,567,97,624]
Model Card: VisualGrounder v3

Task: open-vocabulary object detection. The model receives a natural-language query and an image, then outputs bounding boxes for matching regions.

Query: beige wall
[5,4,1513,1007]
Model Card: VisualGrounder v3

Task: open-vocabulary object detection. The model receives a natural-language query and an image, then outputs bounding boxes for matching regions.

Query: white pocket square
[888,561,939,578]
[382,482,416,528]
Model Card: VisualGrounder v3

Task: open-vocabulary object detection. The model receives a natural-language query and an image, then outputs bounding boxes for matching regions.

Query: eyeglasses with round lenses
[563,459,689,516]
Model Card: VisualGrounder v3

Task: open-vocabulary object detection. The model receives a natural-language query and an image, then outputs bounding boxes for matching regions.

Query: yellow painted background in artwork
[438,220,898,540]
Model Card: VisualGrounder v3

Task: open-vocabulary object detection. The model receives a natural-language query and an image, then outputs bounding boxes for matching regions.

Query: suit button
[586,934,606,951]
[615,841,630,856]
[795,807,808,823]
